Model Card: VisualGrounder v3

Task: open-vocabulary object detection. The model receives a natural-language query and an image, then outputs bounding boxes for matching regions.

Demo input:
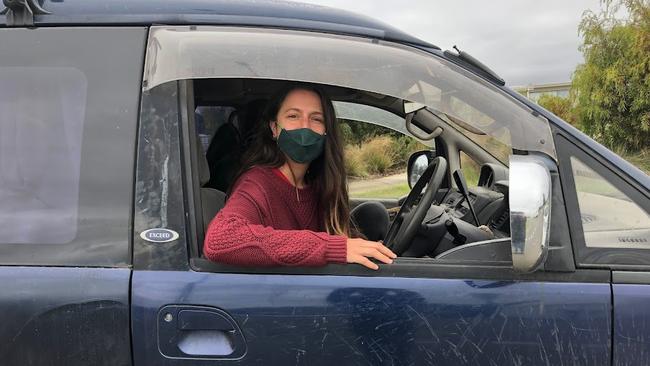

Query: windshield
[333,102,434,147]
[144,26,556,161]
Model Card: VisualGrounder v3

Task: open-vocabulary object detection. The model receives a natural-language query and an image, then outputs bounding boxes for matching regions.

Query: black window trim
[190,257,610,283]
[179,80,203,260]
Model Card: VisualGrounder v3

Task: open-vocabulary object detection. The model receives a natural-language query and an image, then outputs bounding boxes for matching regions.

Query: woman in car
[203,83,396,270]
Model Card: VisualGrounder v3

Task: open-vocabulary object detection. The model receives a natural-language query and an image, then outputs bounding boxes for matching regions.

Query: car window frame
[555,131,650,270]
[173,78,595,280]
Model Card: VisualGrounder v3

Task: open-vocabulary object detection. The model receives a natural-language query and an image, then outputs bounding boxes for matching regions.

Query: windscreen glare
[144,26,556,160]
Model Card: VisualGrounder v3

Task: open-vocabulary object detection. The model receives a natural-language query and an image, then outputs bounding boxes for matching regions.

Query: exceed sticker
[140,228,179,243]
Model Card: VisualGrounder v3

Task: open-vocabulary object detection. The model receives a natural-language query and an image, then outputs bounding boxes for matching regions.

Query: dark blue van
[1,1,649,365]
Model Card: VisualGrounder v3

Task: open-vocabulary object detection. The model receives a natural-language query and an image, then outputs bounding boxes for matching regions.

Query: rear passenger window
[0,68,86,244]
[0,27,146,266]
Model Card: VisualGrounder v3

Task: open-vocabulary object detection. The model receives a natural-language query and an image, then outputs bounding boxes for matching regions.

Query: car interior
[189,78,513,266]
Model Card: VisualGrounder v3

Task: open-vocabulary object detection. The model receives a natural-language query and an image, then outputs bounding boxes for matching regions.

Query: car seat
[197,138,226,236]
[205,100,267,192]
[205,113,242,192]
[350,201,390,241]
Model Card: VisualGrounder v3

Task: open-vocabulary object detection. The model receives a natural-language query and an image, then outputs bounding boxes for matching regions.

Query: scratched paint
[132,271,611,365]
[613,284,650,366]
[0,267,131,366]
[133,83,188,270]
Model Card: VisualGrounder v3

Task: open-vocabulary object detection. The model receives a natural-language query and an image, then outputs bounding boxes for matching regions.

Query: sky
[296,0,602,87]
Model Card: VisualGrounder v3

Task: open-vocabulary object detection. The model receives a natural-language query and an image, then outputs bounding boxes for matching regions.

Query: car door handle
[158,305,246,359]
[178,310,236,331]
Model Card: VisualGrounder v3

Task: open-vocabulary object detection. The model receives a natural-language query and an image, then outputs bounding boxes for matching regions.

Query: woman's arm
[203,190,348,267]
[203,177,396,269]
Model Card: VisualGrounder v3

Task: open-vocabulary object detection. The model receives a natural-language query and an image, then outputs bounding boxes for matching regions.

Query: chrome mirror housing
[509,154,552,273]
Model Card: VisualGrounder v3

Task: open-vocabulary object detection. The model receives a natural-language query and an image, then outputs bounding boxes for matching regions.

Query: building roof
[513,81,572,93]
[0,0,437,48]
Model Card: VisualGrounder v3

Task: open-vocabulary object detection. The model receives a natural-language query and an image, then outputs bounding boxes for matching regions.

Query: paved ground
[349,172,407,195]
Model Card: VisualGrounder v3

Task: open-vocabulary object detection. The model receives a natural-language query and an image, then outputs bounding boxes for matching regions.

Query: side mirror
[509,155,552,273]
[407,151,434,188]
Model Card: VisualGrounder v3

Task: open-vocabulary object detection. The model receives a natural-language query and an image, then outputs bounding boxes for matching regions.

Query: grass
[352,183,410,199]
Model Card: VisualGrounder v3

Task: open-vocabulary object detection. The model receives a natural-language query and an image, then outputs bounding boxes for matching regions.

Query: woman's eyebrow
[283,108,322,115]
[283,108,302,113]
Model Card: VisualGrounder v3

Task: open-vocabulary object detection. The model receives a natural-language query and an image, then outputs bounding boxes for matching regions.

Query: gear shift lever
[452,169,480,226]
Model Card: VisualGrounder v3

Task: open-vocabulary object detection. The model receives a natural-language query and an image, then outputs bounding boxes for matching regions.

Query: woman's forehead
[281,89,323,112]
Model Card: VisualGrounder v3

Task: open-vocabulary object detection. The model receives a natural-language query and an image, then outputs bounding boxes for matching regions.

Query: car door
[0,27,146,365]
[553,130,650,366]
[130,79,612,365]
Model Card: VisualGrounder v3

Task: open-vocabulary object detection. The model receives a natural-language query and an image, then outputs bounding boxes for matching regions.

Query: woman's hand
[346,238,397,270]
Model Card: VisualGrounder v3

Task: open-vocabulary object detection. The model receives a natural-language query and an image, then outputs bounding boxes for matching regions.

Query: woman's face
[271,89,326,137]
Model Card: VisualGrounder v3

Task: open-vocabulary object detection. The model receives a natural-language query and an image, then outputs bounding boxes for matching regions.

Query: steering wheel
[384,156,447,255]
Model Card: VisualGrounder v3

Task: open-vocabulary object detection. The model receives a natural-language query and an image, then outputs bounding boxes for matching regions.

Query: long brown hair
[235,83,351,236]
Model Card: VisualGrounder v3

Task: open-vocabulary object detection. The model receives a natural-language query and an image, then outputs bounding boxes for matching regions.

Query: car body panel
[132,270,611,365]
[613,272,650,366]
[0,267,131,366]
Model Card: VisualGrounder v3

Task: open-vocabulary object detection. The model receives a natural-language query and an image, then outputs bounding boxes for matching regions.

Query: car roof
[0,0,438,48]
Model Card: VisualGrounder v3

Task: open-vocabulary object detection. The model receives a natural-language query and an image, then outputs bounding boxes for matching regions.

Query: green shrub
[344,144,368,177]
[572,0,650,151]
[339,122,355,146]
[391,135,428,167]
[361,136,395,174]
[340,120,401,145]
[344,134,431,177]
[537,94,577,126]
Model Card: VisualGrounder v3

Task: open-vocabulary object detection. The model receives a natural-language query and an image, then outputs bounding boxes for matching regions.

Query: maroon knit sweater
[203,166,348,266]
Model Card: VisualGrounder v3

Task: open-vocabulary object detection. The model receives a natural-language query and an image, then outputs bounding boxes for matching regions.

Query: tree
[572,0,650,151]
[537,94,578,126]
[339,120,400,146]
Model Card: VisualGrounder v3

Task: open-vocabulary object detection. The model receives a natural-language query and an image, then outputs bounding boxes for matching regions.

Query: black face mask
[276,125,326,163]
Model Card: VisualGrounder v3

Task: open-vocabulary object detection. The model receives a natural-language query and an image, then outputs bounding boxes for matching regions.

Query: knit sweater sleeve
[203,181,348,267]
